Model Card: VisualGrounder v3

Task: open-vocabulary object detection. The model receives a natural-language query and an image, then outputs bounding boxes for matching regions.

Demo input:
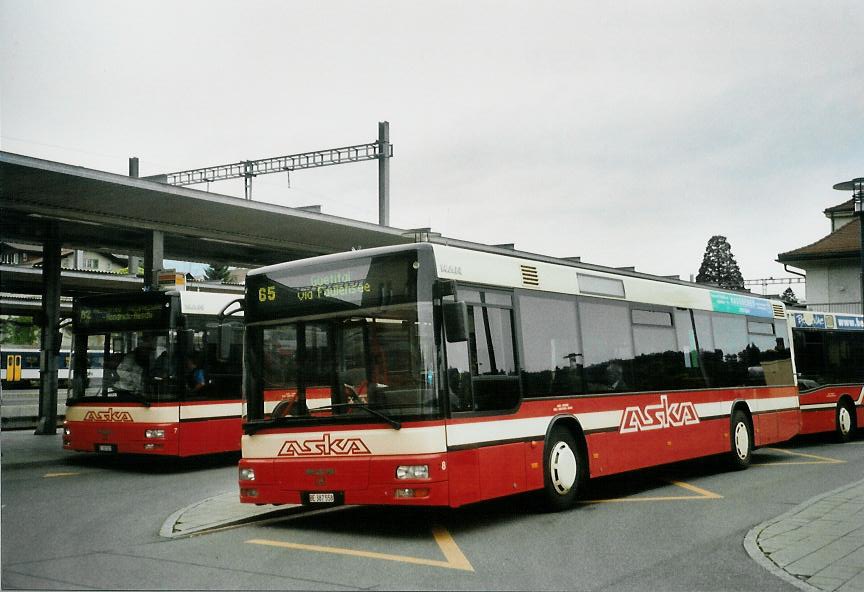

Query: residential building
[777,199,862,313]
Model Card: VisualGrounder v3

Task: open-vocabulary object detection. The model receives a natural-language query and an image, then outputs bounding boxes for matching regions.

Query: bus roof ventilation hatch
[521,265,540,287]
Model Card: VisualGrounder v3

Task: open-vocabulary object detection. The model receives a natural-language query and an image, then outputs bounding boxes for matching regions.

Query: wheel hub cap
[550,442,578,494]
[839,407,851,434]
[734,422,749,460]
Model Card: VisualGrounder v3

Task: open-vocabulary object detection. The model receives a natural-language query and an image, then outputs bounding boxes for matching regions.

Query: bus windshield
[247,302,438,426]
[70,329,177,403]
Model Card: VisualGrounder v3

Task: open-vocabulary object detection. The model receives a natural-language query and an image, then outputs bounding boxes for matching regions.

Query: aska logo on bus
[278,433,371,457]
[83,408,134,422]
[619,394,700,433]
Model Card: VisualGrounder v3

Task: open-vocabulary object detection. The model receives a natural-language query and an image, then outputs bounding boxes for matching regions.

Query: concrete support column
[143,230,164,290]
[35,235,61,435]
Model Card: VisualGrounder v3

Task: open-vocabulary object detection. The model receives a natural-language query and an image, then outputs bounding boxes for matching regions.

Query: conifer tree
[780,287,798,304]
[695,235,745,290]
[204,263,231,282]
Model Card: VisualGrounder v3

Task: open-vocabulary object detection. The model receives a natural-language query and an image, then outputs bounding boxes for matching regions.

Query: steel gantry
[147,122,393,225]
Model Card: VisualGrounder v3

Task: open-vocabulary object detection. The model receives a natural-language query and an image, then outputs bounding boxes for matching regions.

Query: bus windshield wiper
[102,387,150,407]
[132,392,152,407]
[308,403,401,430]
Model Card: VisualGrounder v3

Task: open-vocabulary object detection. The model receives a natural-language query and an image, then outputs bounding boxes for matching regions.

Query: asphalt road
[2,432,862,591]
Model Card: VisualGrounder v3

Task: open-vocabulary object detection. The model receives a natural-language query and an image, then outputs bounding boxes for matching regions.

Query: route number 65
[258,286,276,302]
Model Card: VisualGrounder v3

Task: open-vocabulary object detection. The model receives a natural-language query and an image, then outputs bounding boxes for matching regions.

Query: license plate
[308,493,335,503]
[96,444,116,453]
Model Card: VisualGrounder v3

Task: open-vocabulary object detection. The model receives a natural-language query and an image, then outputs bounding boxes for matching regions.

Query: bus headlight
[63,427,71,436]
[145,429,165,439]
[239,467,256,482]
[396,465,429,480]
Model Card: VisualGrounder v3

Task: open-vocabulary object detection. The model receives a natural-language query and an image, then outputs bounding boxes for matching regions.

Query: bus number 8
[258,286,276,302]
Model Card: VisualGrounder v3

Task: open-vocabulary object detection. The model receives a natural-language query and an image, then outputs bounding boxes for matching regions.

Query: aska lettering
[83,408,134,422]
[619,395,699,433]
[278,433,371,457]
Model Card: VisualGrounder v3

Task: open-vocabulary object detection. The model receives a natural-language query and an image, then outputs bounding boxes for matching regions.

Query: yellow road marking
[667,480,723,499]
[755,448,845,466]
[579,479,722,503]
[431,525,474,571]
[43,472,79,478]
[246,524,474,572]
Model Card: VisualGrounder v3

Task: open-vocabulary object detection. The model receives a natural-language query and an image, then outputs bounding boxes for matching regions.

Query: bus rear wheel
[836,401,856,443]
[729,409,752,470]
[542,426,585,512]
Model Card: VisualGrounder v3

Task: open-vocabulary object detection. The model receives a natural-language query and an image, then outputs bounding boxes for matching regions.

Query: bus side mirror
[435,279,458,298]
[443,301,469,343]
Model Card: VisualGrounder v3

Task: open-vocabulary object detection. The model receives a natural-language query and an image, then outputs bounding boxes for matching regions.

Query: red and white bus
[789,310,864,442]
[238,243,799,510]
[63,289,244,457]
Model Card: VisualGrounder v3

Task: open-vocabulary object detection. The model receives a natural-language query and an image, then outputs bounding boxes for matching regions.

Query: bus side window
[446,295,520,413]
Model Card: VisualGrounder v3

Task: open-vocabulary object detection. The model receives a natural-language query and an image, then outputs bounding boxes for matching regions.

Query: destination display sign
[76,301,170,331]
[710,291,775,318]
[247,253,419,322]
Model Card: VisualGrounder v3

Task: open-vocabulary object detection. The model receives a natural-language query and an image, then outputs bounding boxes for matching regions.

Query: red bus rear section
[789,311,864,442]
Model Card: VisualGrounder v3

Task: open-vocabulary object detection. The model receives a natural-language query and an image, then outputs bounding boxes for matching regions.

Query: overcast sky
[2,1,862,298]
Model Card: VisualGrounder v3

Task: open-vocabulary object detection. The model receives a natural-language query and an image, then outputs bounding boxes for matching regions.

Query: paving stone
[835,571,864,592]
[805,575,845,592]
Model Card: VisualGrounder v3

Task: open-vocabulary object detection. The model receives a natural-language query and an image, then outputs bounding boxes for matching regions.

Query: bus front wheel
[542,426,585,511]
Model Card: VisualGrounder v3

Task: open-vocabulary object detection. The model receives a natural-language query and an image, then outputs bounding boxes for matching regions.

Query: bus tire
[729,409,752,470]
[542,425,585,512]
[836,400,856,443]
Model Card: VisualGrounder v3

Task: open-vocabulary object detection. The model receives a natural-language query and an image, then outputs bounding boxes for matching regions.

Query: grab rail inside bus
[217,298,245,362]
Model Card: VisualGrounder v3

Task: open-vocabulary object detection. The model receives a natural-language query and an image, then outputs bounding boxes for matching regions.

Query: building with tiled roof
[777,199,862,313]
[1,242,128,272]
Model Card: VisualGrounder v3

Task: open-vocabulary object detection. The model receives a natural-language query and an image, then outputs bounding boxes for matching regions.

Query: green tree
[780,287,798,304]
[0,316,40,346]
[695,235,745,290]
[204,263,231,282]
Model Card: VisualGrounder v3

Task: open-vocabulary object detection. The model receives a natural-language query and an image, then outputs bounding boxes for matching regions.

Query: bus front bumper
[63,421,180,455]
[238,453,450,507]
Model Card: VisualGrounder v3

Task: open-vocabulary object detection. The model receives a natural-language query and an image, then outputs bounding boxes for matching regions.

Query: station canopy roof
[0,151,414,272]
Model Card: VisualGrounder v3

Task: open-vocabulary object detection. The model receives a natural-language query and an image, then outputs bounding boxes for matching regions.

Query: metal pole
[378,121,390,226]
[128,157,141,275]
[856,180,864,316]
[244,161,253,200]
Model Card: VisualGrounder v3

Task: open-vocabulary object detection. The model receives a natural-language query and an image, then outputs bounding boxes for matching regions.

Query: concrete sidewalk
[746,479,864,592]
[0,428,74,467]
[159,491,305,539]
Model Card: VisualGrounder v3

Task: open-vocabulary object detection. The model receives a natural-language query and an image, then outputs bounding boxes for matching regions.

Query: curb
[744,478,864,592]
[159,492,306,539]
